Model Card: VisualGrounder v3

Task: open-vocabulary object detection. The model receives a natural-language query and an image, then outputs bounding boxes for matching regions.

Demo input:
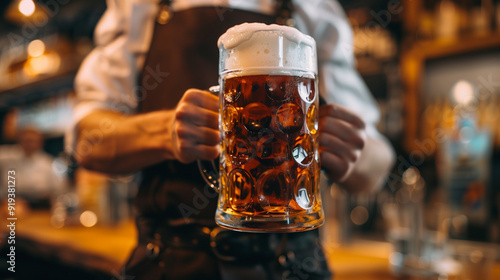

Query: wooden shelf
[401,31,500,153]
[407,31,500,60]
[0,72,75,109]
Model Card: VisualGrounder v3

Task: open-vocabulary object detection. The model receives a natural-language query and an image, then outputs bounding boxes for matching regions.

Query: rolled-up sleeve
[293,0,382,139]
[66,0,158,153]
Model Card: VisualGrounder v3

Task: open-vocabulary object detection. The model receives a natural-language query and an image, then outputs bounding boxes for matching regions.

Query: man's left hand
[318,104,366,182]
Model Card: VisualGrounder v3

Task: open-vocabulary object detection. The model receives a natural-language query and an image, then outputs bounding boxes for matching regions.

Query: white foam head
[217,23,317,77]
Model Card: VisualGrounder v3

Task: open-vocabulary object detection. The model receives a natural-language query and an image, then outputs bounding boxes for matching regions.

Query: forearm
[75,110,174,174]
[340,135,395,194]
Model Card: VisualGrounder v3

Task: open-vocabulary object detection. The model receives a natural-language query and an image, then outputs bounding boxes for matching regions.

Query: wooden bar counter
[3,211,500,279]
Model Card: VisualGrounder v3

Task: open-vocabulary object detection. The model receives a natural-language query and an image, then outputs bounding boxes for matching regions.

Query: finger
[195,145,220,161]
[177,124,220,146]
[178,145,220,163]
[318,117,365,150]
[319,104,365,129]
[175,103,219,129]
[319,151,352,182]
[318,132,361,162]
[183,89,219,112]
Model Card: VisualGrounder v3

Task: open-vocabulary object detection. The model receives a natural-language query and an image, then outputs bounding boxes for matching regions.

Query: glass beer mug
[200,23,324,232]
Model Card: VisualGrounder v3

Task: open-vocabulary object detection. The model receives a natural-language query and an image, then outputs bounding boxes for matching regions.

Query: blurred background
[0,0,499,279]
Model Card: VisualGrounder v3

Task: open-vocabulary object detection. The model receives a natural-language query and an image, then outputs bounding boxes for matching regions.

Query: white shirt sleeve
[293,0,382,139]
[66,0,158,153]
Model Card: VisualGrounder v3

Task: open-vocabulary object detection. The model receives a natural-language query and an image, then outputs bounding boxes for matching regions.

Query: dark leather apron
[135,5,277,224]
[125,2,332,279]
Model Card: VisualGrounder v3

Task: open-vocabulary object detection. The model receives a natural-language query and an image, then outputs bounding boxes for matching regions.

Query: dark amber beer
[213,23,324,232]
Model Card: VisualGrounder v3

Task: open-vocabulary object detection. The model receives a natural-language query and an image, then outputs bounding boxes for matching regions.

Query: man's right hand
[170,89,220,163]
[75,89,220,174]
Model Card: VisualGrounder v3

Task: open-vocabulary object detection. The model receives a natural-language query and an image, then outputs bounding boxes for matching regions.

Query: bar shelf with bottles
[401,0,500,153]
[399,0,500,244]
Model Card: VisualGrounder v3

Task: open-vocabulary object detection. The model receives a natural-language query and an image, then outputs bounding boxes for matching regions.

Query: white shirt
[67,0,382,152]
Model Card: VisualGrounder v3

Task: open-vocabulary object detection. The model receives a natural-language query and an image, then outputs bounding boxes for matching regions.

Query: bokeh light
[23,52,61,77]
[80,210,98,227]
[18,0,35,16]
[350,205,369,226]
[451,80,475,106]
[28,40,45,57]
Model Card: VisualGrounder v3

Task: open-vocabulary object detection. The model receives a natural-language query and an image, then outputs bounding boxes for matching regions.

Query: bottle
[438,81,493,241]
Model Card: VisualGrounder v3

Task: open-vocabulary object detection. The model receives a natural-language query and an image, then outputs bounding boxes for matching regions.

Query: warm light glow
[23,52,61,77]
[350,206,369,225]
[402,167,420,185]
[80,210,98,227]
[18,0,35,16]
[469,250,485,264]
[51,206,66,229]
[28,39,45,57]
[452,80,475,106]
[450,214,467,233]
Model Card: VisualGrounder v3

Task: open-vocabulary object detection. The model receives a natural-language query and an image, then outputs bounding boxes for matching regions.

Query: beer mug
[200,23,324,232]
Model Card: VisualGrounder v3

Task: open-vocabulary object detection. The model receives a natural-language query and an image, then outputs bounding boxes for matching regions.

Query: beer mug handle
[197,159,219,192]
[197,85,221,193]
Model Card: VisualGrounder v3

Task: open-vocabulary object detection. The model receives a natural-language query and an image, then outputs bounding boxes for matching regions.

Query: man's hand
[170,89,220,163]
[75,88,220,174]
[318,104,366,183]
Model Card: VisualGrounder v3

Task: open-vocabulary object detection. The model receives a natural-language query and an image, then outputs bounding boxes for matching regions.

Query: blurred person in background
[0,126,65,209]
[69,0,395,279]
